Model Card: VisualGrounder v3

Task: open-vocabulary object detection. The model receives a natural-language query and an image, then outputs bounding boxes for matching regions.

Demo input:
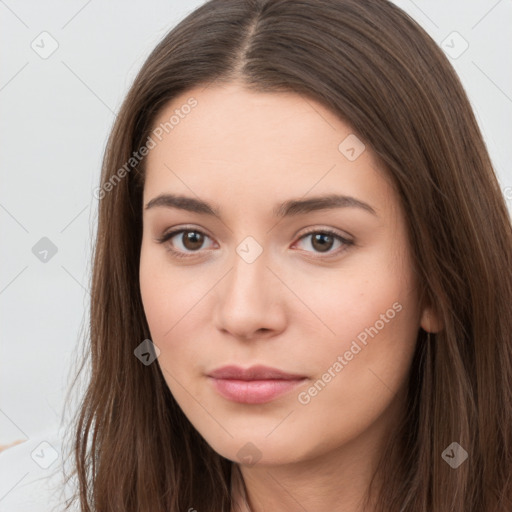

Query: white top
[0,426,78,512]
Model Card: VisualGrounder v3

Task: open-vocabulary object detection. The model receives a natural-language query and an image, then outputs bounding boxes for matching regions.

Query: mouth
[207,365,307,404]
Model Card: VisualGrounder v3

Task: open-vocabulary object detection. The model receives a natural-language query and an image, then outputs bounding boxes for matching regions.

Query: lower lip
[208,377,306,404]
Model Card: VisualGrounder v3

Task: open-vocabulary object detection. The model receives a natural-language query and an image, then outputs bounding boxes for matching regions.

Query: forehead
[148,82,366,162]
[143,83,396,220]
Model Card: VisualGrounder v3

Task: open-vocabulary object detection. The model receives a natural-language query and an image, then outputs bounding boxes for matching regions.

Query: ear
[420,304,444,333]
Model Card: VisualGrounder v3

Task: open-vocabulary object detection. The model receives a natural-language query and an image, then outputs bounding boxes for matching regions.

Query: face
[139,82,429,467]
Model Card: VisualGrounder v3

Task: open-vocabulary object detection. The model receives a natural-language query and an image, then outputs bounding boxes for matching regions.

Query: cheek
[298,257,419,424]
[139,245,205,338]
[289,251,417,352]
[139,260,172,339]
[290,286,418,456]
[298,284,417,396]
[139,247,217,382]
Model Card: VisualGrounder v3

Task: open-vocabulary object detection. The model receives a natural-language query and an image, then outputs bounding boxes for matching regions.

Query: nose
[213,249,287,341]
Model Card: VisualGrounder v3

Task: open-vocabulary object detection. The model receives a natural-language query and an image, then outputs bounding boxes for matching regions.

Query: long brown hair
[62,0,512,510]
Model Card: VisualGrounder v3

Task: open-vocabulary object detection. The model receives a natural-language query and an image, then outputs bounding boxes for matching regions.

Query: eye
[293,228,354,257]
[156,227,215,258]
[155,226,354,260]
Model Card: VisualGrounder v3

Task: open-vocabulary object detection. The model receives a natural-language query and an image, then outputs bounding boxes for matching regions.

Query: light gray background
[0,0,511,506]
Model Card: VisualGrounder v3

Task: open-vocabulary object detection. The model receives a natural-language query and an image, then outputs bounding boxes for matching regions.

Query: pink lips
[207,365,307,404]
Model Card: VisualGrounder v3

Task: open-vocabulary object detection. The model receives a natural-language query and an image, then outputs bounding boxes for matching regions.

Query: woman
[64,0,512,511]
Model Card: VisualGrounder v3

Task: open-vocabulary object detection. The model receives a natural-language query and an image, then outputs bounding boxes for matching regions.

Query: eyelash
[155,226,354,260]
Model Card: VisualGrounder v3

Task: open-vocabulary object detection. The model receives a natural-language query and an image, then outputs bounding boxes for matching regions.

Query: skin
[0,439,25,453]
[139,82,442,512]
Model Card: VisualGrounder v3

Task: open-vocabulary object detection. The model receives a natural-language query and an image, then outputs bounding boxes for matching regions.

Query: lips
[207,365,307,404]
[207,364,306,381]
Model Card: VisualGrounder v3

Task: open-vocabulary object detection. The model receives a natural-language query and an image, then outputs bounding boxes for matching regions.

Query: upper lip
[207,365,306,381]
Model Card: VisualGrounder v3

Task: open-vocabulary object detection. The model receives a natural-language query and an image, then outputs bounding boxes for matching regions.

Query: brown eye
[310,233,335,252]
[180,230,205,251]
[157,228,215,257]
[294,229,353,257]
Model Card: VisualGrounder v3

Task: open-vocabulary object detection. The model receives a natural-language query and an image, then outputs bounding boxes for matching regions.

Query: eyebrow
[144,193,377,218]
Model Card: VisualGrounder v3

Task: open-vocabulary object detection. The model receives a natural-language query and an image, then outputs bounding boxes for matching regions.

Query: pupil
[312,233,333,252]
[184,231,203,250]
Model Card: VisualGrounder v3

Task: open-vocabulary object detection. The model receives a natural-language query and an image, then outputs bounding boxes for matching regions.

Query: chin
[200,429,318,467]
